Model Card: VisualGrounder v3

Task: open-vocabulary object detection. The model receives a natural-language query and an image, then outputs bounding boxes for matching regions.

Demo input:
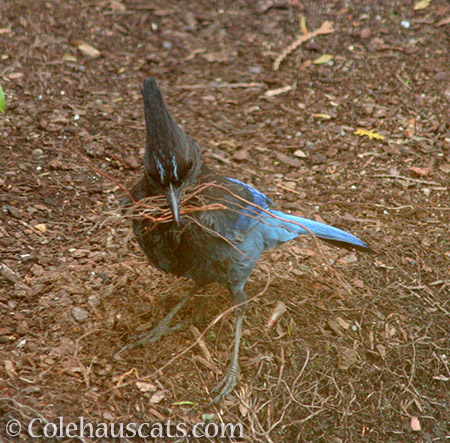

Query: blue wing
[225,177,273,231]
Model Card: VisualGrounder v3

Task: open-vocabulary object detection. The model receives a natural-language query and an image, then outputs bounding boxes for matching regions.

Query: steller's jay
[122,78,370,403]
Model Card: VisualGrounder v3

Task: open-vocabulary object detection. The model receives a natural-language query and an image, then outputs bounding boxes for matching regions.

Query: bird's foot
[136,317,185,345]
[208,366,239,404]
[116,292,193,356]
[116,317,185,356]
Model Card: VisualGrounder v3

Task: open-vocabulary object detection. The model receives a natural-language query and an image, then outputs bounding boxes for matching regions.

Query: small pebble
[360,28,371,39]
[443,88,450,103]
[162,41,172,50]
[124,155,140,169]
[249,66,262,74]
[32,148,43,156]
[72,307,89,322]
[401,20,410,29]
[88,294,100,307]
[7,206,21,218]
[305,141,316,151]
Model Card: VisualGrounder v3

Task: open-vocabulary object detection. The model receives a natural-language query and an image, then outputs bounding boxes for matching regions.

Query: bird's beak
[165,183,181,223]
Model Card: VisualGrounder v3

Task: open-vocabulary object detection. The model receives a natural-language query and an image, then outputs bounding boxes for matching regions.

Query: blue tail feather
[260,210,369,251]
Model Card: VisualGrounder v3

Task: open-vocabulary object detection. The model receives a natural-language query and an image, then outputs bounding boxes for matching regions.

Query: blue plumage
[224,177,272,231]
[222,177,368,251]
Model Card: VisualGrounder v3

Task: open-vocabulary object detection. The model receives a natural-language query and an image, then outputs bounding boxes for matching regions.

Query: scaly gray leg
[209,288,247,404]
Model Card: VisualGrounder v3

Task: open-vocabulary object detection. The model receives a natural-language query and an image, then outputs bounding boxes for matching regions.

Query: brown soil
[1,0,449,441]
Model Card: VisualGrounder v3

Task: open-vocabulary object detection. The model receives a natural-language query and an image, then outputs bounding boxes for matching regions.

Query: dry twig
[175,82,264,89]
[273,21,335,71]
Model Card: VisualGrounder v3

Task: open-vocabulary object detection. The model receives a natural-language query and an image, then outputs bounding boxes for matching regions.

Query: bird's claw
[137,320,185,345]
[116,293,193,357]
[208,367,239,404]
[116,320,185,356]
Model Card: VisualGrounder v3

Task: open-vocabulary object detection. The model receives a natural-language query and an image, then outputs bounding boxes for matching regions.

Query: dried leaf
[233,149,251,161]
[436,16,450,27]
[149,390,166,404]
[336,317,350,330]
[439,163,450,174]
[293,149,306,158]
[110,0,126,11]
[313,54,334,65]
[410,416,421,431]
[338,253,357,264]
[1,264,19,283]
[376,344,386,359]
[51,337,77,356]
[8,72,24,79]
[283,181,297,189]
[70,249,90,258]
[63,53,77,62]
[72,40,101,58]
[299,15,308,34]
[386,325,397,338]
[275,152,303,168]
[103,412,114,421]
[266,301,287,330]
[352,278,365,288]
[403,118,416,138]
[408,166,432,176]
[61,357,85,375]
[328,319,345,336]
[422,263,432,272]
[414,0,432,10]
[354,128,385,140]
[338,347,358,370]
[34,223,47,233]
[4,360,17,378]
[49,159,67,169]
[136,381,157,393]
[264,85,293,97]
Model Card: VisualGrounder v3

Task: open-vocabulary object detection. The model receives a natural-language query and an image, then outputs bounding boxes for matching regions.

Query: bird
[121,77,370,404]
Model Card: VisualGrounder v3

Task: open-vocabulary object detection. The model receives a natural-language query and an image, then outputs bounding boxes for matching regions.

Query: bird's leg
[117,286,196,355]
[209,289,247,404]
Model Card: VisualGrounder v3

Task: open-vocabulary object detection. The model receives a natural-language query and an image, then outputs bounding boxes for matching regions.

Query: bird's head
[141,78,202,223]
